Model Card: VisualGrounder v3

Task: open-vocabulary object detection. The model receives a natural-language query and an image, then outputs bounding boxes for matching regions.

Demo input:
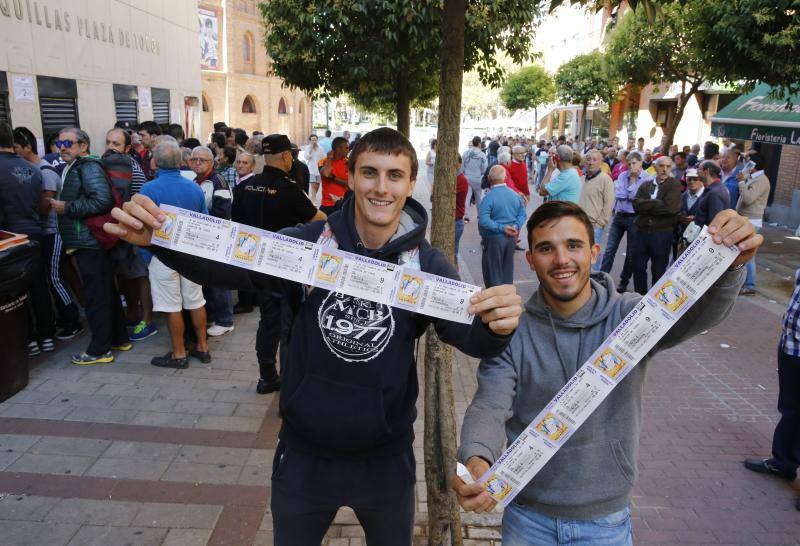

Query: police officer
[232,134,326,394]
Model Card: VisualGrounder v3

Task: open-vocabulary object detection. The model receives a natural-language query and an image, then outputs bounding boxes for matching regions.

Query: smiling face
[526,216,599,309]
[349,150,416,246]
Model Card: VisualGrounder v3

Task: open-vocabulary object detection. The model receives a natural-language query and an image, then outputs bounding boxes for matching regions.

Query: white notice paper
[12,75,35,102]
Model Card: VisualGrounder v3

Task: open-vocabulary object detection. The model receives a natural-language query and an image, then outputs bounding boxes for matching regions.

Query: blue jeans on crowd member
[600,213,638,289]
[535,164,547,189]
[454,219,465,262]
[593,225,607,272]
[632,230,674,295]
[205,287,234,327]
[502,502,633,546]
[744,227,760,290]
[481,235,516,288]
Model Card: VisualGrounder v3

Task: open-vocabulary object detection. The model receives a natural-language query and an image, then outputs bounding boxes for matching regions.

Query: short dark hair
[699,160,721,178]
[107,127,131,148]
[167,123,185,141]
[471,136,481,147]
[0,122,13,148]
[234,128,248,147]
[331,136,349,150]
[138,120,162,136]
[673,151,686,160]
[325,129,332,137]
[221,146,237,164]
[213,122,228,132]
[181,137,201,149]
[749,151,766,171]
[347,127,418,180]
[703,142,720,158]
[211,132,226,149]
[13,126,38,154]
[526,201,595,248]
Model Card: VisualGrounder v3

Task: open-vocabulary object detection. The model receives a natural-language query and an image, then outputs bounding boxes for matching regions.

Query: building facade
[198,0,311,143]
[0,0,201,156]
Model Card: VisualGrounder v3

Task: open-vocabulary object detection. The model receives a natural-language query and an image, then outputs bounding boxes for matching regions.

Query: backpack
[81,159,125,250]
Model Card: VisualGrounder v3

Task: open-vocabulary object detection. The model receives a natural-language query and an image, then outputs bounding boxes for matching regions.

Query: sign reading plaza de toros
[0,0,161,54]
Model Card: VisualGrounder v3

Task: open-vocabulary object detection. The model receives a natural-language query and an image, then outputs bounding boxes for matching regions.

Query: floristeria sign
[711,84,800,146]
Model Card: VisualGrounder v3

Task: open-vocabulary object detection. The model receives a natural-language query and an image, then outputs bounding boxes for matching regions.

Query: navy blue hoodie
[153,196,512,457]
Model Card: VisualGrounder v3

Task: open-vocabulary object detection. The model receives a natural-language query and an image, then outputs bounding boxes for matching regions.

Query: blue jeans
[600,213,637,288]
[454,219,465,261]
[744,227,760,289]
[593,225,607,272]
[205,287,234,327]
[481,235,515,288]
[502,502,633,546]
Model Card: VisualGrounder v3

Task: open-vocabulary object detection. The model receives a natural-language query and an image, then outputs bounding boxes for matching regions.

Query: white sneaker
[207,324,234,337]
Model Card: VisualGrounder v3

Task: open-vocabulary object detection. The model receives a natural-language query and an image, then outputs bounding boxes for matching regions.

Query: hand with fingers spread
[468,284,523,336]
[451,456,497,513]
[706,209,764,270]
[102,193,166,247]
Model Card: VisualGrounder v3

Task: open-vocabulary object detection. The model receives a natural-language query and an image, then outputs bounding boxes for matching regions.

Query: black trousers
[25,236,55,342]
[773,349,800,472]
[74,248,128,355]
[40,233,80,328]
[632,230,674,295]
[255,292,291,380]
[270,443,415,546]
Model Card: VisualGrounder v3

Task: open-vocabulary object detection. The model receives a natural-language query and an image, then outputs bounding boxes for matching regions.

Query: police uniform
[232,134,320,393]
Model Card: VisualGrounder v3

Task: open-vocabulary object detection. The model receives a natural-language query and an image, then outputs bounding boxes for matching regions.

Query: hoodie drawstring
[546,309,571,383]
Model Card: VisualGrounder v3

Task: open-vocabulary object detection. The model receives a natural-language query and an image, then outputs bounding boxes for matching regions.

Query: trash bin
[0,240,39,402]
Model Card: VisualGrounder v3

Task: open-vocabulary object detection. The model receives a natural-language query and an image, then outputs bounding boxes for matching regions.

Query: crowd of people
[453,132,770,295]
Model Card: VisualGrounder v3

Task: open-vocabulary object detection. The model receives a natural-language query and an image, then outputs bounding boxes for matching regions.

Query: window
[278,97,287,115]
[242,95,256,114]
[243,32,253,62]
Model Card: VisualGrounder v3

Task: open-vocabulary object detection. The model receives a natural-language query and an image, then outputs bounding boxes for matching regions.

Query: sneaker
[207,324,234,337]
[28,341,41,357]
[150,352,189,369]
[130,321,158,341]
[739,287,756,296]
[71,351,114,365]
[111,342,133,352]
[189,349,212,363]
[743,458,797,481]
[40,338,55,352]
[256,377,281,394]
[56,325,84,340]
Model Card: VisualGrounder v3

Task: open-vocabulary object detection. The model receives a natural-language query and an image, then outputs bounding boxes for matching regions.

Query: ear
[590,243,601,265]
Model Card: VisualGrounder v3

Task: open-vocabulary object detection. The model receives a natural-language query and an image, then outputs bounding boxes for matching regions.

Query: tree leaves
[500,65,555,111]
[554,51,619,108]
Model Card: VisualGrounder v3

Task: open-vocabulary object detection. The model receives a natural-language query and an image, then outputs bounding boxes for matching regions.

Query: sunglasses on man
[55,139,81,149]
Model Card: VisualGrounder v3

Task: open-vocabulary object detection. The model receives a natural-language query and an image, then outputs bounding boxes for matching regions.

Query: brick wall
[774,146,800,206]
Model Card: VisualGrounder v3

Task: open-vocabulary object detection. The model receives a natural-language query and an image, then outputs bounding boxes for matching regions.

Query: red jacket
[505,160,529,196]
[455,173,469,219]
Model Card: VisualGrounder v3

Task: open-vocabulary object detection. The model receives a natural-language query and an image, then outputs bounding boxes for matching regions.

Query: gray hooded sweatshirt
[459,269,745,520]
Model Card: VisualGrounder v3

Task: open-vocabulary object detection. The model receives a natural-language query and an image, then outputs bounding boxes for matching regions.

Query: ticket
[150,205,481,324]
[477,226,739,505]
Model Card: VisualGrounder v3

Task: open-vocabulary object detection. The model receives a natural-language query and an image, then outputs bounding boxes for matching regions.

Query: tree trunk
[663,80,702,149]
[423,0,466,545]
[580,103,588,140]
[396,72,411,137]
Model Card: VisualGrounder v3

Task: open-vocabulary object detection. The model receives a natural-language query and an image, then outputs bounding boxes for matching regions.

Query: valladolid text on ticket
[479,227,740,505]
[150,205,479,324]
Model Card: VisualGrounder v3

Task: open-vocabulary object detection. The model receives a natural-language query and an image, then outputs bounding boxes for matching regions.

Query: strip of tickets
[476,226,740,505]
[150,204,479,324]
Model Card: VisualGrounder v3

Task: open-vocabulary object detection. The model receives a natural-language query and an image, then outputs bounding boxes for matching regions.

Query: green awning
[711,83,800,146]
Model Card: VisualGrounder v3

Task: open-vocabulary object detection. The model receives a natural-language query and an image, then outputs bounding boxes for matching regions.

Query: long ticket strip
[149,204,480,324]
[478,226,740,505]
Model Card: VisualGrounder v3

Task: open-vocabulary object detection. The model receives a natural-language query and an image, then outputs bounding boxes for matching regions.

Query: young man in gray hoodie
[453,201,763,544]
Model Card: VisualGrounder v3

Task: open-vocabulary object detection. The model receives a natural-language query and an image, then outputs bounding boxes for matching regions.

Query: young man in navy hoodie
[105,128,523,545]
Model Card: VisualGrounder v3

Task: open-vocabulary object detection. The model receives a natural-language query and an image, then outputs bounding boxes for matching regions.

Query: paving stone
[6,453,95,476]
[85,457,171,481]
[0,494,60,521]
[246,449,275,467]
[213,389,271,404]
[111,396,179,412]
[96,384,160,398]
[66,525,167,546]
[195,415,261,432]
[0,520,79,545]
[173,400,236,417]
[159,388,220,402]
[77,370,143,386]
[193,379,253,391]
[253,530,275,545]
[233,403,268,418]
[174,366,232,379]
[0,403,73,420]
[161,460,243,485]
[0,434,41,453]
[130,411,200,428]
[132,503,222,529]
[176,445,251,466]
[35,379,102,395]
[161,528,213,546]
[31,437,111,457]
[237,465,269,486]
[48,393,118,409]
[6,390,60,404]
[47,498,140,526]
[136,375,198,390]
[102,441,181,462]
[64,406,136,425]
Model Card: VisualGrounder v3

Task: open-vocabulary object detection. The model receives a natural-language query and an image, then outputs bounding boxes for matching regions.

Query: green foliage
[553,52,618,108]
[694,0,800,99]
[259,0,541,118]
[500,65,555,111]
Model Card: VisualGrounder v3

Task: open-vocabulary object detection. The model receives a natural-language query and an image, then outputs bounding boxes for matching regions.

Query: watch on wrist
[728,262,745,271]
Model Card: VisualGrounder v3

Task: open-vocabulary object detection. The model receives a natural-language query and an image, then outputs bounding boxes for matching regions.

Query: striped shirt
[781,268,800,356]
[130,158,147,195]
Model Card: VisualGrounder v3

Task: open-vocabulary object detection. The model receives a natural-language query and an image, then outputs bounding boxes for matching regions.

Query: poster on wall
[198,8,220,70]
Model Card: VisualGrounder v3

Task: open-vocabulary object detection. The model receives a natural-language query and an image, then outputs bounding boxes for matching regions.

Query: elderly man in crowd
[139,140,210,368]
[632,155,682,294]
[579,149,616,271]
[539,144,581,203]
[478,165,527,288]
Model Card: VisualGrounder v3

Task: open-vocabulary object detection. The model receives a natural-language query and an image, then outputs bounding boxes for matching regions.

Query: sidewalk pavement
[1,179,798,545]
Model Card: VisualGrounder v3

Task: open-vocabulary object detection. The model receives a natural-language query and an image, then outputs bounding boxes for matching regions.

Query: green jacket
[57,156,112,250]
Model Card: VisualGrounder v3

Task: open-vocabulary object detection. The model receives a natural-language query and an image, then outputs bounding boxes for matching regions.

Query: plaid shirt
[781,268,800,356]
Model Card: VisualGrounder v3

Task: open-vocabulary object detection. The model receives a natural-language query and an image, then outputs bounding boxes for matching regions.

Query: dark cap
[261,134,292,155]
[114,120,134,130]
